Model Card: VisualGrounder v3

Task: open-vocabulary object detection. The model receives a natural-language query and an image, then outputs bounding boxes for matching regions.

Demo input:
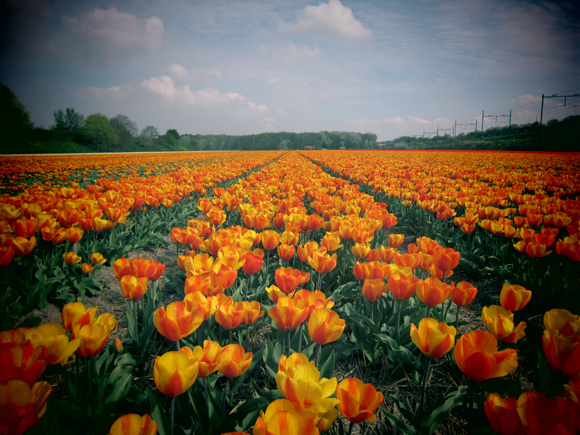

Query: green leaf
[319,349,335,380]
[105,366,133,404]
[146,387,169,435]
[423,385,467,434]
[384,413,419,435]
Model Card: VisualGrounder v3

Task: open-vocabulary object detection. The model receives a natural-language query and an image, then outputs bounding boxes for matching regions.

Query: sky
[1,0,579,142]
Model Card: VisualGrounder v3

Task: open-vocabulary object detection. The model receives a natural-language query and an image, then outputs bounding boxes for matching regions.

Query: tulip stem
[298,323,303,353]
[396,299,402,343]
[426,306,431,319]
[203,377,209,410]
[287,330,292,355]
[175,339,180,351]
[170,396,175,435]
[223,378,230,419]
[246,275,252,301]
[316,273,322,291]
[454,306,461,331]
[347,421,355,435]
[443,299,452,322]
[421,357,432,413]
[315,344,321,367]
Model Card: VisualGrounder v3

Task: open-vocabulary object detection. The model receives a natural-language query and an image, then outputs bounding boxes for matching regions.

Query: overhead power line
[540,93,580,125]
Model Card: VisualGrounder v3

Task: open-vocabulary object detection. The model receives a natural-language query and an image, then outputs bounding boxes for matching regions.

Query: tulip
[482,305,527,344]
[114,337,124,353]
[13,218,39,238]
[484,393,525,435]
[542,329,580,376]
[292,290,335,321]
[81,263,94,274]
[298,241,325,263]
[543,309,580,336]
[275,267,304,294]
[261,230,281,251]
[432,247,460,276]
[63,251,82,265]
[362,278,386,302]
[190,340,224,378]
[499,284,532,312]
[0,341,47,385]
[108,414,158,435]
[0,379,52,435]
[216,343,252,378]
[265,285,286,303]
[450,282,477,306]
[154,350,199,397]
[454,330,518,382]
[410,318,456,360]
[387,272,417,301]
[113,258,132,280]
[215,299,247,331]
[351,242,371,259]
[242,301,264,326]
[388,233,405,248]
[130,257,158,279]
[24,323,80,366]
[336,378,383,424]
[153,301,205,342]
[184,272,224,296]
[119,275,149,301]
[564,380,580,430]
[253,399,319,435]
[72,320,115,358]
[0,245,15,267]
[65,227,84,243]
[61,302,97,332]
[308,308,345,346]
[320,232,343,252]
[269,296,309,332]
[12,236,36,256]
[276,352,338,414]
[517,391,576,435]
[416,277,451,308]
[242,251,263,275]
[277,243,296,262]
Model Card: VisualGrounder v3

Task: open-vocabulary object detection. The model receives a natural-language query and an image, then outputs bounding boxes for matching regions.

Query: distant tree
[141,125,159,139]
[82,113,117,152]
[53,108,85,131]
[109,114,138,152]
[166,129,180,141]
[0,83,33,146]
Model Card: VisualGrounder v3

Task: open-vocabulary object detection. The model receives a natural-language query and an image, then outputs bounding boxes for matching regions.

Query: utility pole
[482,111,511,129]
[539,92,580,125]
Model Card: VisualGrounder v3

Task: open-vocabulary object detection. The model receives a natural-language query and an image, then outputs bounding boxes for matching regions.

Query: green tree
[109,114,138,152]
[53,108,85,131]
[166,129,180,141]
[0,83,33,147]
[82,113,117,152]
[141,125,159,139]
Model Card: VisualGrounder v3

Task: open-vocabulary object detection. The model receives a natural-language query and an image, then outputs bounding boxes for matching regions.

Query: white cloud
[407,115,430,125]
[281,0,371,39]
[141,76,269,117]
[168,64,223,84]
[62,7,164,61]
[511,94,541,106]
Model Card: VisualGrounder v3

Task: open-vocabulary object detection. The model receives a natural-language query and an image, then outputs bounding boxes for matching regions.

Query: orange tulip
[410,318,456,359]
[0,245,15,267]
[543,308,580,336]
[73,317,116,358]
[154,350,199,397]
[65,227,84,243]
[12,236,36,256]
[252,399,319,435]
[308,251,337,274]
[108,414,158,435]
[336,377,383,424]
[351,242,371,259]
[119,275,148,301]
[542,329,580,376]
[242,301,264,325]
[416,277,451,307]
[432,247,460,273]
[320,232,343,252]
[190,340,224,378]
[215,299,247,330]
[153,301,204,342]
[90,252,107,265]
[265,285,286,303]
[113,258,132,280]
[484,393,525,435]
[276,352,338,413]
[454,330,518,382]
[242,250,263,275]
[13,218,39,238]
[388,233,405,248]
[130,257,158,279]
[0,379,52,435]
[482,305,527,344]
[275,267,304,294]
[277,243,296,261]
[268,296,308,332]
[63,251,82,265]
[261,230,281,251]
[499,284,532,312]
[24,323,80,366]
[387,272,418,300]
[308,308,345,345]
[216,343,252,378]
[292,289,335,321]
[450,282,477,306]
[0,341,47,385]
[61,302,97,332]
[362,278,386,302]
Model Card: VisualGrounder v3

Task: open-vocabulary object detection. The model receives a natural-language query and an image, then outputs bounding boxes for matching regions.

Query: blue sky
[1,0,579,141]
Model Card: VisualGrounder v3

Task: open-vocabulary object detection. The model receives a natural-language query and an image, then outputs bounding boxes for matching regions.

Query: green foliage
[53,108,85,132]
[82,113,117,152]
[0,82,34,146]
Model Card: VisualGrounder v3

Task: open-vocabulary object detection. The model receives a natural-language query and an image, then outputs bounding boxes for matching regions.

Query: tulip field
[1,149,580,435]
